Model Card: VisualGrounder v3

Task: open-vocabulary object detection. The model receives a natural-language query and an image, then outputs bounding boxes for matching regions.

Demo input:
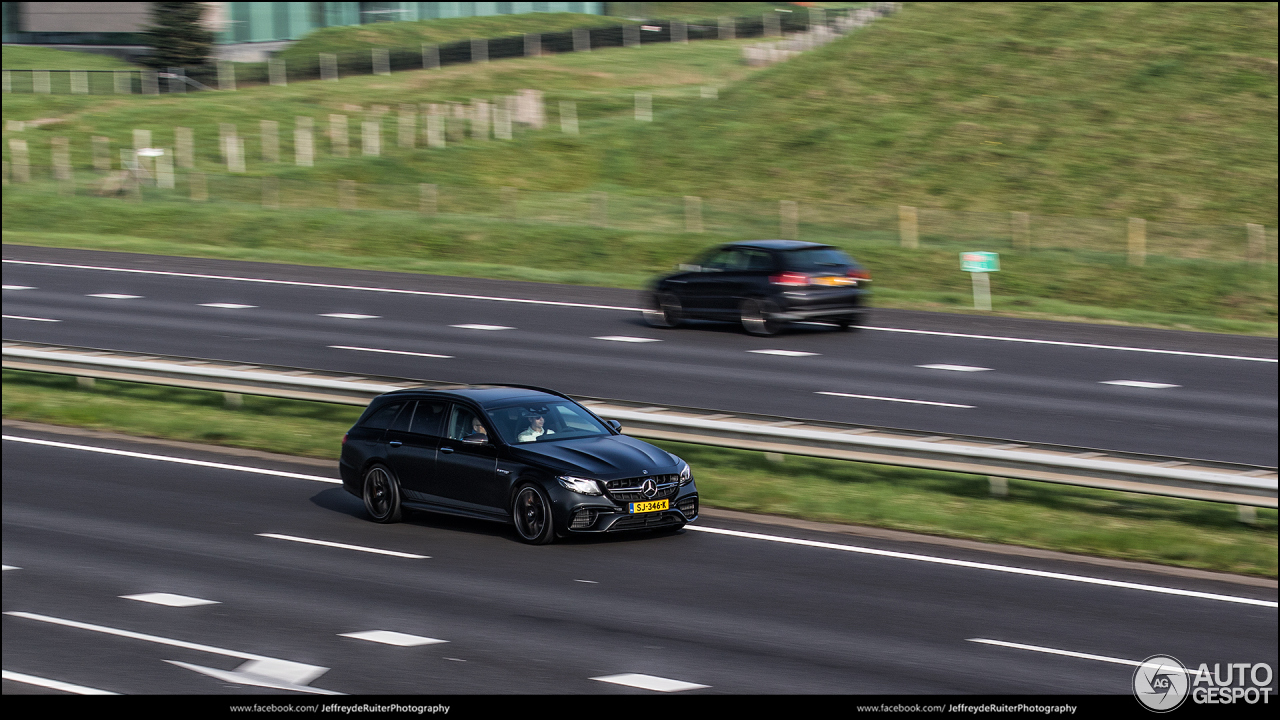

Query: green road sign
[961,251,1000,273]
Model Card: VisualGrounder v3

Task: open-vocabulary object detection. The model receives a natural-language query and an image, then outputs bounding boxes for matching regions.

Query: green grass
[4,368,1275,577]
[1,46,138,70]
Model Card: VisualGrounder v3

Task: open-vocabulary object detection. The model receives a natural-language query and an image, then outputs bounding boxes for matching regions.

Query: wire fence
[4,164,1274,265]
[0,5,894,94]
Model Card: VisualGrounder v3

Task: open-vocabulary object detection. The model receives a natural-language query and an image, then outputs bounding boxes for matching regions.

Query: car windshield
[487,401,611,445]
[783,248,856,272]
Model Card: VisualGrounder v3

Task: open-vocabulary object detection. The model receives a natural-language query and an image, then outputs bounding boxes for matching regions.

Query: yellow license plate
[629,499,669,514]
[812,276,856,286]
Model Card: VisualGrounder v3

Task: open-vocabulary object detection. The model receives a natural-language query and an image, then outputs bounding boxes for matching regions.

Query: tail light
[847,268,871,280]
[341,433,348,445]
[770,272,810,286]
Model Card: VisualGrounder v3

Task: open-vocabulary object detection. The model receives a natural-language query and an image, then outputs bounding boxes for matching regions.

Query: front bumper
[561,490,699,533]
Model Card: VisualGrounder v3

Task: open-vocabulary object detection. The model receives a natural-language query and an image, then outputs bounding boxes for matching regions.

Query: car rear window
[783,248,856,271]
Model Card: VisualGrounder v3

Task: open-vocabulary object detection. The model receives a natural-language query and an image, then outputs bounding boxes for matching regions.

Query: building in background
[2,2,604,62]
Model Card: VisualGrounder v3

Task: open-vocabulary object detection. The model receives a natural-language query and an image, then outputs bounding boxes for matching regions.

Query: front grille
[608,512,683,531]
[604,474,680,502]
[571,509,596,529]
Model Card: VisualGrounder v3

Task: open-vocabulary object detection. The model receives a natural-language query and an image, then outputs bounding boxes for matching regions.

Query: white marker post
[961,251,999,311]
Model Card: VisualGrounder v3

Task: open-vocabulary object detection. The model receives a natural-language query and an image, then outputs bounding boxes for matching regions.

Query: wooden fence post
[1011,211,1030,251]
[899,205,919,248]
[1128,217,1146,266]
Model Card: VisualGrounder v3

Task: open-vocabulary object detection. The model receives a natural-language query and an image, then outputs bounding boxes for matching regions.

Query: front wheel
[512,484,555,545]
[642,292,683,328]
[363,465,402,523]
[741,298,784,336]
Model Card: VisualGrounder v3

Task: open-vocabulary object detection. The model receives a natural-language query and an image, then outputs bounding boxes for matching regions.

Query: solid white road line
[87,293,141,299]
[750,349,819,357]
[3,260,638,311]
[199,303,256,309]
[256,533,429,559]
[591,673,709,693]
[10,259,1275,362]
[330,345,452,359]
[864,325,1277,363]
[2,285,35,290]
[2,315,59,322]
[1101,380,1180,389]
[120,593,220,608]
[451,324,513,330]
[967,639,1212,679]
[686,526,1278,608]
[2,435,341,484]
[918,364,992,372]
[338,630,447,647]
[319,313,379,319]
[816,391,974,409]
[2,670,118,695]
[594,336,661,343]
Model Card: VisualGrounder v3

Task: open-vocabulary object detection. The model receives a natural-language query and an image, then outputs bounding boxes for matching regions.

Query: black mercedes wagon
[339,385,698,544]
[643,240,871,335]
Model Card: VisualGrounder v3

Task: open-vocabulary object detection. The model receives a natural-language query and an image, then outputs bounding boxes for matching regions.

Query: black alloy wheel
[512,484,555,545]
[363,465,403,523]
[642,292,683,328]
[740,298,783,336]
[835,315,860,331]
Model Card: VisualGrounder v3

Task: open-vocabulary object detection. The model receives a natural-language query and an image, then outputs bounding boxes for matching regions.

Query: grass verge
[4,369,1275,578]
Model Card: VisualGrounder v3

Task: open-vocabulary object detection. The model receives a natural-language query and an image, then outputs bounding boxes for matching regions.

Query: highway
[3,430,1276,695]
[4,246,1277,466]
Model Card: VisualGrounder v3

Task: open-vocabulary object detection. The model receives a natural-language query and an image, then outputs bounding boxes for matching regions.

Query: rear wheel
[363,465,402,523]
[642,292,683,328]
[835,315,860,331]
[512,484,555,545]
[741,298,783,336]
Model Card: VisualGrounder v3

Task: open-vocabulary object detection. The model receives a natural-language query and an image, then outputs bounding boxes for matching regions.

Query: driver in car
[463,416,488,442]
[517,411,554,442]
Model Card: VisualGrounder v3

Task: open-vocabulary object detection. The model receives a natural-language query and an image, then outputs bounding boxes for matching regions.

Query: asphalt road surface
[3,246,1277,466]
[3,431,1276,695]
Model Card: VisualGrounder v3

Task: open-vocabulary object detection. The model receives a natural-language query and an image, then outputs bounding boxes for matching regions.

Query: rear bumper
[773,306,868,321]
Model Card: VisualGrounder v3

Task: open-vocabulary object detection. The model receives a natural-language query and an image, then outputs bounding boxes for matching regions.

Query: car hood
[508,435,679,478]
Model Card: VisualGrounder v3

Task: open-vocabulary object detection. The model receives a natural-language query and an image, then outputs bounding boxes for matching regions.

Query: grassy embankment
[2,3,1276,333]
[5,369,1275,578]
[1,46,138,70]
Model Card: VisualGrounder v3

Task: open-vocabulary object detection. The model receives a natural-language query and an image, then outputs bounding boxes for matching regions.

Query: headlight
[557,476,602,495]
[678,463,692,486]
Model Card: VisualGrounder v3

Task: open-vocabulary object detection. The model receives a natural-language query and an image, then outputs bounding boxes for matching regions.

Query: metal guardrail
[4,340,1276,508]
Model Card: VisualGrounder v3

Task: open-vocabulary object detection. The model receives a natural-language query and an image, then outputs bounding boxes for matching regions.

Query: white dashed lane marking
[2,315,59,322]
[256,533,429,559]
[87,294,142,299]
[121,593,220,608]
[199,303,256,309]
[816,391,974,409]
[749,349,819,357]
[2,285,35,290]
[2,565,20,571]
[594,336,661,343]
[338,631,448,647]
[330,345,452,359]
[319,313,379,319]
[1101,380,1180,389]
[917,364,992,372]
[591,673,709,693]
[451,324,513,330]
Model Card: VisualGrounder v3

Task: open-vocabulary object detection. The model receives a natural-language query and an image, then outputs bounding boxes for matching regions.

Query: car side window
[446,405,488,441]
[410,401,447,437]
[745,250,775,272]
[702,249,737,271]
[361,402,403,430]
[389,401,416,433]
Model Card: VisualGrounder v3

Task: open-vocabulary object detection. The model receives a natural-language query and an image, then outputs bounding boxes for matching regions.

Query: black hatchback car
[644,240,871,335]
[339,385,697,544]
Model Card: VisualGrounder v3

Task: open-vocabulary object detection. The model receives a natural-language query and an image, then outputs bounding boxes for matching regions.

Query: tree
[142,2,215,70]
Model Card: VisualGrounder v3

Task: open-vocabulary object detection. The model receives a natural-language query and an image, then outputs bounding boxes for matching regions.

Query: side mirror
[606,420,622,433]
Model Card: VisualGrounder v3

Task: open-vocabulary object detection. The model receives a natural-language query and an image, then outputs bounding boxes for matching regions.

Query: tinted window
[410,401,447,436]
[488,401,610,445]
[701,248,739,270]
[446,405,489,442]
[361,402,403,430]
[783,248,856,271]
[743,250,775,272]
[389,401,416,433]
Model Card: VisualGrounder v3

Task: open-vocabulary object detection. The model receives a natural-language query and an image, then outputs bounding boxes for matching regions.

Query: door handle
[440,446,455,454]
[388,441,402,447]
